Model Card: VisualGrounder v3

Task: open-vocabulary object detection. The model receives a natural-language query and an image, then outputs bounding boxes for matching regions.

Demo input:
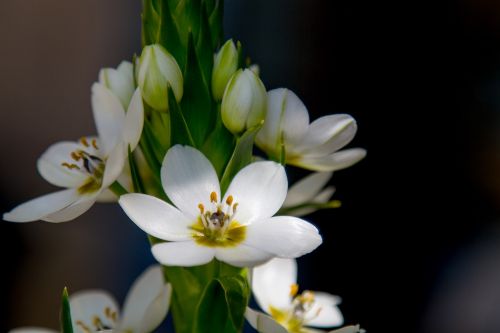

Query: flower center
[75,306,117,333]
[191,191,246,247]
[269,284,321,333]
[61,137,106,194]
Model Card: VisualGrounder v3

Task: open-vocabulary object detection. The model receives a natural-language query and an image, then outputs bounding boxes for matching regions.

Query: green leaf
[173,0,202,46]
[180,32,215,147]
[156,0,186,69]
[143,117,167,164]
[220,123,262,194]
[139,131,162,183]
[201,105,235,177]
[208,0,224,49]
[169,86,196,147]
[196,3,214,86]
[60,287,73,333]
[142,0,159,47]
[194,275,250,333]
[128,146,145,193]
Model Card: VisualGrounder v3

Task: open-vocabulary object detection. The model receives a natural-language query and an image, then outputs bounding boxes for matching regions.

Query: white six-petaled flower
[8,265,170,333]
[3,72,144,223]
[246,258,343,333]
[255,88,366,172]
[118,145,322,267]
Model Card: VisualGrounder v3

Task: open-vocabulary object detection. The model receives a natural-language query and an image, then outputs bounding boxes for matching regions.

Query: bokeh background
[3,1,500,332]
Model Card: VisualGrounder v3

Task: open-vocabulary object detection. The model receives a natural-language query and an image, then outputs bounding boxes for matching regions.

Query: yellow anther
[91,138,99,150]
[226,195,234,206]
[111,311,117,322]
[76,320,91,333]
[104,307,112,319]
[71,151,82,161]
[210,191,218,203]
[233,203,238,212]
[302,291,315,303]
[61,162,80,170]
[290,283,299,297]
[92,316,103,329]
[198,204,205,214]
[80,137,89,147]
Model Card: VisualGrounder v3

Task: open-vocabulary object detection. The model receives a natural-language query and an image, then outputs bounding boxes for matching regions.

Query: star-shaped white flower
[119,145,322,267]
[283,172,336,217]
[246,258,343,333]
[3,82,144,223]
[8,266,170,333]
[255,88,366,172]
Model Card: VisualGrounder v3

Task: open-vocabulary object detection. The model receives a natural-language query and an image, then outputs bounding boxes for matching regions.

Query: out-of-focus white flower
[212,39,239,101]
[137,44,183,111]
[119,145,322,267]
[283,172,336,217]
[221,69,267,134]
[70,265,171,333]
[3,84,144,223]
[9,329,58,333]
[256,88,366,171]
[246,258,343,333]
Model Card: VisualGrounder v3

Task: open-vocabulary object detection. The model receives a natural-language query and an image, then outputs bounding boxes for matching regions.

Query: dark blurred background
[3,1,500,332]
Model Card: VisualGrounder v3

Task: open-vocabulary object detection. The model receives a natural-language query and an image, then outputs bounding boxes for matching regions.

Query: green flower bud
[221,69,267,135]
[138,44,183,111]
[212,39,238,101]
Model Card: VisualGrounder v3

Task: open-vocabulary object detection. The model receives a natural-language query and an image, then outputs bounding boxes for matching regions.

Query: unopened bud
[138,44,183,111]
[98,61,134,109]
[212,39,238,101]
[221,69,267,135]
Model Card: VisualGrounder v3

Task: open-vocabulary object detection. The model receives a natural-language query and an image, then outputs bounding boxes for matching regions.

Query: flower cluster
[4,1,366,333]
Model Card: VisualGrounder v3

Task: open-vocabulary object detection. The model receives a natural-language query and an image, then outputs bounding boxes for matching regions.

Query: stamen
[290,283,299,297]
[226,195,233,206]
[71,151,81,161]
[61,162,80,170]
[210,191,218,203]
[233,203,238,213]
[76,320,91,333]
[92,316,103,329]
[198,204,205,214]
[91,138,99,150]
[80,137,89,147]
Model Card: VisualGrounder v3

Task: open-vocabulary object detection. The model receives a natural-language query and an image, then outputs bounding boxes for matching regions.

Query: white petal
[120,265,171,333]
[161,145,220,219]
[123,88,144,150]
[99,61,135,109]
[294,148,366,172]
[9,328,58,333]
[224,161,287,223]
[284,172,333,208]
[288,186,336,217]
[252,258,297,313]
[214,245,273,268]
[119,194,192,241]
[244,216,322,258]
[327,325,363,333]
[101,143,127,189]
[151,241,215,267]
[43,196,96,223]
[245,307,289,333]
[256,88,309,155]
[3,189,80,222]
[37,141,89,187]
[296,115,357,156]
[306,292,343,327]
[91,83,125,155]
[70,290,120,333]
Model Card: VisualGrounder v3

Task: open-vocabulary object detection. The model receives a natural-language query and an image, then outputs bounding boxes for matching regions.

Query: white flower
[255,88,366,172]
[283,172,336,217]
[99,61,135,109]
[3,83,144,223]
[118,145,322,267]
[70,265,171,333]
[7,266,170,333]
[212,39,239,101]
[246,258,343,333]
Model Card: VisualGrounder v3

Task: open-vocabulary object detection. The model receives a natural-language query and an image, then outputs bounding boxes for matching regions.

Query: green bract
[138,44,183,111]
[212,39,239,101]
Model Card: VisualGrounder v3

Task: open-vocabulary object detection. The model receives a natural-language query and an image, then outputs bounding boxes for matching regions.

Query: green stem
[109,181,129,196]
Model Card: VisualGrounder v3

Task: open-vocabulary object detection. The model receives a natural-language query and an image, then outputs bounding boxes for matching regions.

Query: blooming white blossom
[119,145,322,267]
[246,258,343,333]
[3,82,144,223]
[8,266,170,333]
[99,61,135,109]
[255,88,366,172]
[283,172,336,217]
